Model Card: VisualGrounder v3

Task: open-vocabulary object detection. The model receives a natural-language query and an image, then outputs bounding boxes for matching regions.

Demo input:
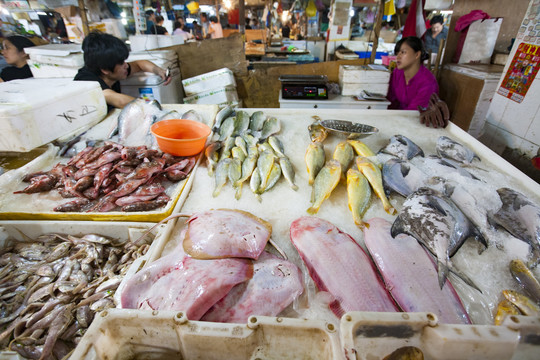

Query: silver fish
[117,99,166,147]
[235,136,248,157]
[214,105,234,131]
[218,116,236,141]
[235,154,258,199]
[279,157,298,191]
[219,136,236,161]
[250,166,262,201]
[231,146,246,163]
[268,136,286,158]
[261,162,282,193]
[213,158,231,197]
[382,158,427,197]
[491,188,540,267]
[228,158,242,198]
[233,111,251,136]
[418,155,480,181]
[181,109,203,123]
[391,187,487,289]
[260,117,281,140]
[437,136,479,164]
[250,111,266,132]
[205,142,221,176]
[378,135,424,160]
[257,150,276,190]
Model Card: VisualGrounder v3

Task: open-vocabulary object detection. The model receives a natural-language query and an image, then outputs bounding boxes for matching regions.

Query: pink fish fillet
[363,218,471,324]
[184,209,272,260]
[201,251,304,323]
[120,249,253,320]
[289,216,398,317]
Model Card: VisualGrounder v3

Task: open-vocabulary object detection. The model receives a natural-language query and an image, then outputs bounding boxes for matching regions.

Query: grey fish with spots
[378,135,424,160]
[436,136,479,164]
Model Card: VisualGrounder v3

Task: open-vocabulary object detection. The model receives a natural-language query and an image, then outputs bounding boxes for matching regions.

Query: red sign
[497,42,540,103]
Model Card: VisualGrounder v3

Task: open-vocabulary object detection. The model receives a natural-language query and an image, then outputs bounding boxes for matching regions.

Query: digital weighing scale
[279,75,328,100]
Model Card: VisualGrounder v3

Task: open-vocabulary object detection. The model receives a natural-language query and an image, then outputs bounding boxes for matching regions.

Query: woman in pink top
[387,36,449,128]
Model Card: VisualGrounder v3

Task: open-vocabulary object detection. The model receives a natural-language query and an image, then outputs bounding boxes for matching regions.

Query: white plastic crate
[181,68,236,96]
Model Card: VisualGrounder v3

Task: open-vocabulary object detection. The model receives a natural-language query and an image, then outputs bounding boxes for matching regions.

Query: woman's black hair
[5,35,36,52]
[173,20,182,30]
[395,36,429,61]
[430,15,444,26]
[155,15,164,23]
[81,31,129,75]
[209,16,218,23]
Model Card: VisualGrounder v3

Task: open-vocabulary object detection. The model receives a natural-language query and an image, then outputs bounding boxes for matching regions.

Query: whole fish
[347,168,371,229]
[213,105,233,132]
[391,187,488,289]
[279,156,298,191]
[260,117,281,139]
[242,133,258,149]
[356,156,396,215]
[417,155,480,181]
[233,110,250,136]
[290,216,398,316]
[213,158,231,197]
[308,122,328,143]
[219,136,235,161]
[378,135,424,160]
[364,218,471,324]
[228,158,242,198]
[494,299,521,325]
[249,166,262,201]
[437,136,479,164]
[257,150,276,191]
[502,289,540,316]
[257,141,275,155]
[348,139,376,157]
[249,111,266,132]
[181,109,203,124]
[268,136,286,158]
[236,154,258,188]
[231,146,246,163]
[234,136,248,157]
[491,188,540,267]
[333,141,355,179]
[307,160,341,214]
[510,259,540,303]
[382,158,427,197]
[260,162,281,193]
[218,116,235,141]
[305,142,325,185]
[205,142,221,176]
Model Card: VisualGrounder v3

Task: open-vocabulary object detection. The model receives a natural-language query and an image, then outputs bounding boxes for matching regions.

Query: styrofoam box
[28,52,84,67]
[340,312,540,359]
[128,35,185,52]
[183,85,239,106]
[27,59,79,78]
[341,82,389,96]
[126,50,179,71]
[0,78,106,152]
[182,68,236,96]
[120,67,184,104]
[24,43,82,57]
[339,65,390,84]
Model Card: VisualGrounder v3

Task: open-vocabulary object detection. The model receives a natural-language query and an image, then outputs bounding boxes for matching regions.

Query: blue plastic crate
[355,51,387,59]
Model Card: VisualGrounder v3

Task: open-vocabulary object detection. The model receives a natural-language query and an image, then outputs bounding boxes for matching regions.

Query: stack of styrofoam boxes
[339,64,391,96]
[24,44,83,78]
[182,68,240,108]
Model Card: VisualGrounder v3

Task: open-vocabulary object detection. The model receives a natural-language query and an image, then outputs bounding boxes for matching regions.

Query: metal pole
[369,1,384,64]
[78,0,90,36]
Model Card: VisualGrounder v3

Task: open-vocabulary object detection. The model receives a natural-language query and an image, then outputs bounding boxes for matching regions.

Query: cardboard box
[182,68,236,96]
[0,78,106,152]
[54,5,78,18]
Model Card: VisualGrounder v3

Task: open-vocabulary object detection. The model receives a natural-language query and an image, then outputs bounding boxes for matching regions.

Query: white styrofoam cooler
[128,35,185,52]
[24,44,83,78]
[126,50,179,70]
[339,65,390,96]
[341,82,389,96]
[182,68,236,97]
[0,78,106,152]
[27,59,80,78]
[183,85,239,106]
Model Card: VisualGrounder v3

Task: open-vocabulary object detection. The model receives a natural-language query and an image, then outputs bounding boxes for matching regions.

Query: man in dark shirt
[74,31,171,110]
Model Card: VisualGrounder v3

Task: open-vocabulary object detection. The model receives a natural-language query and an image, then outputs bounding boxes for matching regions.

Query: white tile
[493,127,525,153]
[519,138,539,158]
[485,93,509,126]
[499,95,538,138]
[524,107,540,144]
[478,122,497,147]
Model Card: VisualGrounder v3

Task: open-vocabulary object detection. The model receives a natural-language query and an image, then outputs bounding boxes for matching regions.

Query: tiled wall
[479,0,540,158]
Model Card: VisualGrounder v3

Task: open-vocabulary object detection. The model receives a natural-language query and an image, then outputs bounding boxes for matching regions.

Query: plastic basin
[151,119,211,156]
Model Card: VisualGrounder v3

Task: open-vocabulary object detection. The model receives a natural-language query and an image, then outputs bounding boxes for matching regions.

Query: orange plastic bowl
[151,119,211,156]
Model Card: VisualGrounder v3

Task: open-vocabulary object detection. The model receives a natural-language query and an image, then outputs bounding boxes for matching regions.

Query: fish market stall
[71,108,540,359]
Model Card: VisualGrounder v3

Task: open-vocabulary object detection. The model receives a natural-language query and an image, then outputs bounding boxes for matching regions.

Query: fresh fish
[249,166,262,201]
[333,141,355,179]
[213,158,231,197]
[233,110,250,136]
[205,142,221,176]
[231,146,246,163]
[201,252,303,323]
[290,216,398,316]
[502,289,540,316]
[260,117,281,140]
[234,136,248,157]
[257,141,275,155]
[242,133,258,149]
[417,155,480,181]
[219,136,236,161]
[382,158,427,197]
[268,136,286,158]
[378,135,424,160]
[228,158,242,195]
[117,98,156,139]
[213,105,234,131]
[348,139,376,157]
[510,259,540,303]
[184,209,272,259]
[356,156,396,215]
[437,136,479,164]
[364,218,471,324]
[307,160,341,215]
[279,157,298,191]
[305,142,325,185]
[249,111,266,132]
[491,188,540,267]
[494,299,521,325]
[347,168,371,229]
[308,122,328,143]
[236,154,258,188]
[181,109,203,123]
[218,116,235,141]
[257,150,276,190]
[391,187,488,289]
[260,162,281,193]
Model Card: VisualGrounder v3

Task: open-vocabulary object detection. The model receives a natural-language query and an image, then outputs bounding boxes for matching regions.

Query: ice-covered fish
[382,158,427,197]
[417,155,480,181]
[346,168,371,229]
[305,142,325,185]
[391,187,487,289]
[201,252,303,323]
[307,160,341,214]
[364,218,471,324]
[494,299,521,325]
[491,188,540,267]
[378,135,424,160]
[290,216,398,317]
[436,136,479,164]
[509,259,540,304]
[183,209,272,260]
[356,156,396,215]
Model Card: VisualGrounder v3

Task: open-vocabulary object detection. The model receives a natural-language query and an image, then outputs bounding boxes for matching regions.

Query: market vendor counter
[279,90,390,109]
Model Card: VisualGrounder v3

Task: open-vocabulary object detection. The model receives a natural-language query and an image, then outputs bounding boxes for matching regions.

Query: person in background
[387,36,449,128]
[424,15,448,54]
[74,32,171,111]
[207,16,223,39]
[281,21,291,39]
[145,10,157,34]
[192,21,203,40]
[0,35,36,82]
[200,13,210,39]
[173,20,194,41]
[154,15,169,35]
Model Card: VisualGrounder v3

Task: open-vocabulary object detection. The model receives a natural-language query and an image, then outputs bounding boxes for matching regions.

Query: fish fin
[448,266,483,293]
[426,198,448,217]
[527,246,540,269]
[437,260,449,289]
[307,206,319,215]
[473,227,489,253]
[390,216,406,238]
[443,183,455,197]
